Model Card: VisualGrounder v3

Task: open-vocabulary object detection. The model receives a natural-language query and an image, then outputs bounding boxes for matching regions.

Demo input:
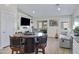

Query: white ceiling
[18,4,78,18]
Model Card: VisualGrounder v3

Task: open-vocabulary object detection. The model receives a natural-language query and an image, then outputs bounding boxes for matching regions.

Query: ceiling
[18,4,78,18]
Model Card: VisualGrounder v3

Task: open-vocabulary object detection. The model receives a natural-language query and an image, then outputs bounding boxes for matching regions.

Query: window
[37,21,47,30]
[61,22,69,30]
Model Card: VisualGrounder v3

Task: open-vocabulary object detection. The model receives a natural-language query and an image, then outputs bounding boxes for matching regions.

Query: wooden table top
[11,33,46,38]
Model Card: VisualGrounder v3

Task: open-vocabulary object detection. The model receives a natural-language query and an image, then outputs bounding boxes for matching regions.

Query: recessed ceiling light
[56,4,60,6]
[56,4,61,11]
[57,7,61,11]
[32,10,35,14]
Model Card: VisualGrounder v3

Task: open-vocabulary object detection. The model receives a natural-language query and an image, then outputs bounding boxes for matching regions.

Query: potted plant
[40,29,47,34]
[74,26,79,36]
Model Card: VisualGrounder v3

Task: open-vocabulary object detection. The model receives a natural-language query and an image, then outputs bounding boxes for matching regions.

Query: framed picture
[49,20,58,26]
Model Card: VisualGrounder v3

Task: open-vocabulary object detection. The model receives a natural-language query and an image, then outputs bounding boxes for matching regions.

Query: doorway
[37,20,47,34]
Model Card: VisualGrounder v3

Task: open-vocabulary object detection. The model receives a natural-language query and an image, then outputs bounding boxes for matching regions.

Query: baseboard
[0,45,10,49]
[3,45,10,48]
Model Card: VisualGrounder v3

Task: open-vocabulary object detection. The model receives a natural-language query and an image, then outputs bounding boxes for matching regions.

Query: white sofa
[59,32,73,48]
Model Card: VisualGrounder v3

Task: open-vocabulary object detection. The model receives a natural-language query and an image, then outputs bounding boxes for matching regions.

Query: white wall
[47,17,59,37]
[0,5,17,48]
[0,11,1,47]
[0,5,17,33]
[73,5,79,17]
[73,5,79,29]
[59,16,73,34]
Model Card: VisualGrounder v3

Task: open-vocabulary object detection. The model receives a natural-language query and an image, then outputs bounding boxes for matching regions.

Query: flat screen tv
[21,17,30,26]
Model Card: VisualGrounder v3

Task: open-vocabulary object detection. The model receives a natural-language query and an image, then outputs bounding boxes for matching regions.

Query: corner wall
[0,5,18,48]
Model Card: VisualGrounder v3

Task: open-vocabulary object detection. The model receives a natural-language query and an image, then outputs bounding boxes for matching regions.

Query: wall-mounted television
[21,17,30,26]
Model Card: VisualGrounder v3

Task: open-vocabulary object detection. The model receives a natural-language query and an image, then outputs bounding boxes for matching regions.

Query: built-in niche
[49,20,58,26]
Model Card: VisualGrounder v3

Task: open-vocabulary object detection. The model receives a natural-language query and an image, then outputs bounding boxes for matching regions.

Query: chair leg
[20,49,24,54]
[35,48,38,54]
[12,50,14,54]
[16,51,18,54]
[42,48,45,54]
